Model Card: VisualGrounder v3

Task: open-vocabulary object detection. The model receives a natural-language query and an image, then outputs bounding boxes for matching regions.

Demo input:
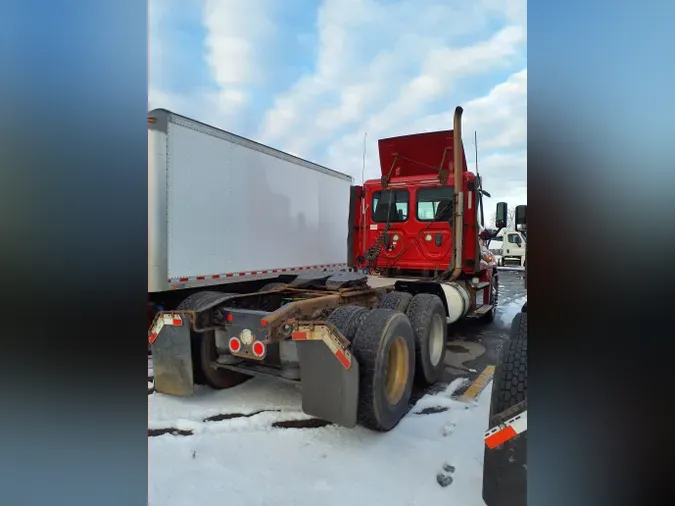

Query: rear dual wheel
[406,294,448,385]
[380,291,448,386]
[329,306,415,431]
[176,291,250,389]
[350,308,416,432]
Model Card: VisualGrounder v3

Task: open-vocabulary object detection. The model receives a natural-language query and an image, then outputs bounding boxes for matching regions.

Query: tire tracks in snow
[148,409,335,437]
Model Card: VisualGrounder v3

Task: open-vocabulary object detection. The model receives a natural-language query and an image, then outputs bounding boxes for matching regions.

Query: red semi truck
[149,106,501,432]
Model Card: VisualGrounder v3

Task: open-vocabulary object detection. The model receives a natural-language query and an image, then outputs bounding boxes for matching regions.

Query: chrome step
[467,304,493,318]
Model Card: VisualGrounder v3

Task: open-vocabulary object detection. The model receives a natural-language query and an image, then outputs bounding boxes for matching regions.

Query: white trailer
[148,109,352,300]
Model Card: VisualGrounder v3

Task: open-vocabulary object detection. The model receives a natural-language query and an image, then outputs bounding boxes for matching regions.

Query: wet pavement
[410,269,527,404]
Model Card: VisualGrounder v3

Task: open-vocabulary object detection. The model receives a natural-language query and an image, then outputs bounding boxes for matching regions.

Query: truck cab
[488,228,526,267]
[349,121,495,280]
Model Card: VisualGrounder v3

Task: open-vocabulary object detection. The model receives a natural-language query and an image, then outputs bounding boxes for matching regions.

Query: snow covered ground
[149,376,492,506]
[148,293,529,506]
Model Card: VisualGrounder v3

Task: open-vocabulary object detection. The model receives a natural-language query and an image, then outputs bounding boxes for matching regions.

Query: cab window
[371,190,409,222]
[416,187,454,222]
[507,233,523,245]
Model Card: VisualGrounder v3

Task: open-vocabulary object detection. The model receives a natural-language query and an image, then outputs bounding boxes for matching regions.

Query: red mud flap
[292,323,359,428]
[148,313,195,396]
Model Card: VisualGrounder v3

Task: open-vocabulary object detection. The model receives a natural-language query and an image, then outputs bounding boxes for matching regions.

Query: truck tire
[482,275,499,323]
[405,294,447,385]
[176,291,250,389]
[327,305,369,343]
[351,309,415,431]
[482,312,527,506]
[490,312,527,415]
[379,291,413,313]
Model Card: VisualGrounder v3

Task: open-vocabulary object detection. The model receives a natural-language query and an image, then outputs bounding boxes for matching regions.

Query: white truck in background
[487,228,526,268]
[147,109,353,331]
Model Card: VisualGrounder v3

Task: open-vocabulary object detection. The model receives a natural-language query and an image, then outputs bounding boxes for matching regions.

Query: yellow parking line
[458,365,495,402]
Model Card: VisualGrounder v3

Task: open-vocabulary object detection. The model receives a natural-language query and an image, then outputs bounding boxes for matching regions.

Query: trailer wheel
[406,294,447,385]
[327,305,369,343]
[351,309,415,431]
[482,312,527,506]
[482,275,499,323]
[379,291,413,313]
[176,291,250,389]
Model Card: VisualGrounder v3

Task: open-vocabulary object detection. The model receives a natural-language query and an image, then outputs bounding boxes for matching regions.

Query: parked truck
[482,203,528,506]
[487,227,526,267]
[149,106,500,432]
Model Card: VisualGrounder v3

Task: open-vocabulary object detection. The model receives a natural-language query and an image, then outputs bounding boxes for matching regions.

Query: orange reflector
[292,331,307,340]
[261,319,268,327]
[148,117,156,123]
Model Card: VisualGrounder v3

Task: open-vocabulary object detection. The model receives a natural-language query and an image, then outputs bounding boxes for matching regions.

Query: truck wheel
[327,305,369,343]
[176,291,250,389]
[483,312,527,506]
[406,294,447,385]
[351,309,415,431]
[491,311,527,415]
[482,275,499,323]
[379,291,413,313]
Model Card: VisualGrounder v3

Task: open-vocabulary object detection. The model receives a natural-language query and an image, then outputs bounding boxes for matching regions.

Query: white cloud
[257,1,526,207]
[150,0,527,208]
[202,0,275,90]
[149,0,275,127]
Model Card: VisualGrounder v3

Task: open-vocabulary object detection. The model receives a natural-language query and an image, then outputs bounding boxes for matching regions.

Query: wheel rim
[385,336,409,405]
[428,314,445,366]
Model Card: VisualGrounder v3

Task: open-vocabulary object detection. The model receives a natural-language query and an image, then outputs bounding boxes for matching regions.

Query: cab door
[505,232,525,260]
[412,186,454,269]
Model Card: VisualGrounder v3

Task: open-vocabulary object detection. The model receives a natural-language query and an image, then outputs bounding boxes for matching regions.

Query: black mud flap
[482,435,527,506]
[296,341,359,427]
[150,322,194,396]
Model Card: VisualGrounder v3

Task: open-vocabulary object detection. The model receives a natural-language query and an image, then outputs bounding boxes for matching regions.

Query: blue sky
[149,0,527,216]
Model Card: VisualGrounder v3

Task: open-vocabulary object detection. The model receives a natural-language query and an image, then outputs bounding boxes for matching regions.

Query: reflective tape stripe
[484,410,527,449]
[148,313,184,344]
[168,263,349,283]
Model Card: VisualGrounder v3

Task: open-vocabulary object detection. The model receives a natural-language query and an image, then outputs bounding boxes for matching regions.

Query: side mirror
[515,205,527,227]
[496,202,508,228]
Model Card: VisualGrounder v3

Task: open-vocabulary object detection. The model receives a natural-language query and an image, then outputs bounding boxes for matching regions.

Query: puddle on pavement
[447,344,470,354]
